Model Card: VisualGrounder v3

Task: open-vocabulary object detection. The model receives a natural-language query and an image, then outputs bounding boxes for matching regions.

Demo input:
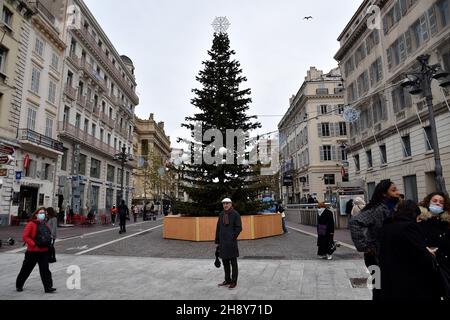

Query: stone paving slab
[0,253,371,300]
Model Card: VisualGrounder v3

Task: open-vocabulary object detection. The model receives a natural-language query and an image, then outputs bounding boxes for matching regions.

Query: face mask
[37,213,46,221]
[429,205,444,215]
[318,208,326,215]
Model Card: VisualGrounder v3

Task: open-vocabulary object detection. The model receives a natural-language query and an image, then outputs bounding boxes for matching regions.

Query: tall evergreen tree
[178,31,262,215]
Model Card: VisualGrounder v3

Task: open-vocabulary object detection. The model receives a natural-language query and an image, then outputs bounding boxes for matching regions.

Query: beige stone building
[279,67,347,204]
[0,0,34,225]
[133,114,172,205]
[335,0,450,202]
[55,0,138,216]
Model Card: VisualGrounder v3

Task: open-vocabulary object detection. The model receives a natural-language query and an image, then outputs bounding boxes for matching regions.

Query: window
[424,126,434,150]
[369,57,383,86]
[320,105,328,115]
[48,80,57,104]
[27,108,36,131]
[0,47,6,74]
[373,95,387,123]
[61,148,68,171]
[354,154,361,171]
[392,86,412,113]
[380,145,387,164]
[340,147,348,161]
[367,182,376,200]
[339,122,347,136]
[45,118,53,138]
[75,113,81,129]
[366,150,373,168]
[91,123,96,137]
[403,175,418,203]
[114,138,117,150]
[402,135,412,157]
[437,0,450,29]
[347,82,357,103]
[31,67,41,94]
[100,128,104,142]
[2,6,13,26]
[357,71,370,96]
[90,158,101,178]
[321,123,330,137]
[355,43,367,67]
[324,174,335,185]
[67,71,73,86]
[320,145,334,161]
[84,119,89,132]
[34,38,44,57]
[44,163,52,181]
[107,165,115,182]
[51,53,59,70]
[316,88,329,95]
[366,30,380,54]
[107,133,111,146]
[344,57,355,77]
[338,104,345,115]
[79,154,87,175]
[141,140,149,155]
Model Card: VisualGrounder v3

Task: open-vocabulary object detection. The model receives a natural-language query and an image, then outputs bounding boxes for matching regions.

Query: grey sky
[84,0,361,149]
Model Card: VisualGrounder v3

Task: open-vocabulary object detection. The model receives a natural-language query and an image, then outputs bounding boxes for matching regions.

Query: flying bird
[303,16,313,20]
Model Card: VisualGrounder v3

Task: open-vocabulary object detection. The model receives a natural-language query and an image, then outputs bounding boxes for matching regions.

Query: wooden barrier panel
[163,214,283,242]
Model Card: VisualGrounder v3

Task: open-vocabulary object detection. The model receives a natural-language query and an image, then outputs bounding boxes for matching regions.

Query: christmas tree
[177,30,264,216]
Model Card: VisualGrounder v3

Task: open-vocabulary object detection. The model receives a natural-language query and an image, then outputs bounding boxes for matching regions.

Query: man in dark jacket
[215,198,242,290]
[118,200,129,234]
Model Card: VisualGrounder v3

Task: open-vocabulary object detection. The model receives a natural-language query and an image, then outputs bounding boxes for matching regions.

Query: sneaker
[45,288,56,293]
[327,255,333,260]
[228,282,237,289]
[218,281,231,287]
[16,287,23,292]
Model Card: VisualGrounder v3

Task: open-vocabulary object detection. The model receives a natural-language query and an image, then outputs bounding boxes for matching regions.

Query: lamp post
[114,146,132,204]
[401,54,450,195]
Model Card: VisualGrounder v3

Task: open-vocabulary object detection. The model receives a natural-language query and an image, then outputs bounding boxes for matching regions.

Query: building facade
[335,0,450,202]
[0,0,34,225]
[55,0,138,217]
[279,67,347,204]
[133,114,171,205]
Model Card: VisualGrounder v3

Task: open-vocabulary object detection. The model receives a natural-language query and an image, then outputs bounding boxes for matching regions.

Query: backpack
[34,222,52,248]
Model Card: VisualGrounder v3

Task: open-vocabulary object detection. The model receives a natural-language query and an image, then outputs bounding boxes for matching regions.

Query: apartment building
[335,0,450,202]
[56,0,139,216]
[279,67,347,204]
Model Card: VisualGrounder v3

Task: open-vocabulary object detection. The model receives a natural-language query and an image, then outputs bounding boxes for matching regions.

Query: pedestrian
[317,202,335,260]
[277,201,288,234]
[133,205,139,223]
[345,199,354,216]
[348,180,401,301]
[118,200,129,234]
[215,198,242,289]
[16,208,56,293]
[379,200,442,301]
[110,205,118,226]
[351,197,366,217]
[46,207,58,264]
[417,192,450,273]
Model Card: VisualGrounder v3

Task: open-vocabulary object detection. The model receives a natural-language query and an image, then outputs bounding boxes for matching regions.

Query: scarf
[223,207,233,225]
[384,198,399,214]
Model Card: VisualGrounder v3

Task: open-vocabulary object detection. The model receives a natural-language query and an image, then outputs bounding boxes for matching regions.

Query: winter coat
[351,197,366,217]
[118,204,129,218]
[22,220,50,253]
[349,202,395,255]
[417,206,450,270]
[379,215,441,301]
[317,208,335,256]
[215,209,242,259]
[47,217,57,240]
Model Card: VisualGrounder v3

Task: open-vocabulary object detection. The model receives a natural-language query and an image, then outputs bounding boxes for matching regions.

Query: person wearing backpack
[16,208,56,293]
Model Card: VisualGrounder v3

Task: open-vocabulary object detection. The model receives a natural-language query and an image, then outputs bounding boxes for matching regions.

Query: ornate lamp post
[114,146,133,204]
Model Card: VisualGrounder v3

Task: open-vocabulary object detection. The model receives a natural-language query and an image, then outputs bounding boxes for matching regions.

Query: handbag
[49,245,56,263]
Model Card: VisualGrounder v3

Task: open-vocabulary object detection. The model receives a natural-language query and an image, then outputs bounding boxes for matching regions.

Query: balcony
[64,84,77,101]
[67,52,80,69]
[100,112,115,128]
[92,106,100,118]
[18,128,63,153]
[72,27,139,105]
[58,122,117,158]
[76,95,86,108]
[33,1,55,25]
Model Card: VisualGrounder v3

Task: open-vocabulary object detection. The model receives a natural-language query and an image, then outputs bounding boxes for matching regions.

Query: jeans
[223,258,238,283]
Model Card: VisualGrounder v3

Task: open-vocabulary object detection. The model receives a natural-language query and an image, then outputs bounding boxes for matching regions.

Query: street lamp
[401,54,450,195]
[114,146,133,204]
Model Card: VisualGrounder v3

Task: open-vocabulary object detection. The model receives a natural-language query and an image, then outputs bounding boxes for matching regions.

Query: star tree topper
[212,17,231,33]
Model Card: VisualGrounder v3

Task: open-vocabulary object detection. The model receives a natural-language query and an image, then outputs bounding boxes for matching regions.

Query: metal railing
[33,1,55,25]
[18,128,63,152]
[64,84,77,100]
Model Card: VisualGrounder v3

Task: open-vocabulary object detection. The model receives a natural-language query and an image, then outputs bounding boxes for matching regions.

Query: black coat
[118,204,129,218]
[317,209,335,256]
[215,209,242,259]
[379,216,441,301]
[418,217,450,269]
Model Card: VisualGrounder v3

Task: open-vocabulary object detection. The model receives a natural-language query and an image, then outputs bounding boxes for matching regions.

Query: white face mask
[37,213,46,221]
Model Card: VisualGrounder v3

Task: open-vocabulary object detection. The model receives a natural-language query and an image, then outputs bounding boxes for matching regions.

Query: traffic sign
[0,155,14,165]
[0,144,14,155]
[15,171,22,180]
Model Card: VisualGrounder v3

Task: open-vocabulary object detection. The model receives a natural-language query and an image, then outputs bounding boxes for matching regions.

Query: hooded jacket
[351,197,366,217]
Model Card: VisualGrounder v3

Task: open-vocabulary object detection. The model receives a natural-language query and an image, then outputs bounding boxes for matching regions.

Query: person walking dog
[215,198,242,289]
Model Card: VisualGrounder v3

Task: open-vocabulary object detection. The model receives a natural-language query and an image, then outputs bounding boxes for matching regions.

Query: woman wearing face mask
[15,208,56,293]
[418,192,450,270]
[317,202,335,260]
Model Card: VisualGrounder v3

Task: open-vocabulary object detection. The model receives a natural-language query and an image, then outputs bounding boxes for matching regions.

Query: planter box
[163,214,283,242]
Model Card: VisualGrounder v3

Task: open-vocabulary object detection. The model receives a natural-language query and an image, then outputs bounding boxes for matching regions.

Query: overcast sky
[84,0,361,149]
